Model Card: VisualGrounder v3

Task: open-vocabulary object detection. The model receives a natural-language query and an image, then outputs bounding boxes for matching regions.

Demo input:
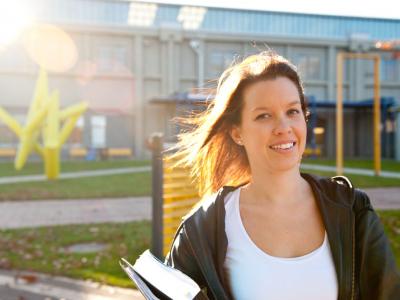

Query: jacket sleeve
[355,189,400,300]
[164,223,206,288]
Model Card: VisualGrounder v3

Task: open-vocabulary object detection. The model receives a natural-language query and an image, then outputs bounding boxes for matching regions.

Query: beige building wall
[0,22,398,159]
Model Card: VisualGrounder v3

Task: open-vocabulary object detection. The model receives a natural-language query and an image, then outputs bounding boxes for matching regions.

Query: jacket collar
[302,173,355,299]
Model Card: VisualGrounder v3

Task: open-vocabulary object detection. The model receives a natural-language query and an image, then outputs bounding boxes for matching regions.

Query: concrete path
[0,269,144,300]
[0,164,398,186]
[0,166,151,185]
[0,187,399,230]
[0,197,151,229]
[362,188,400,210]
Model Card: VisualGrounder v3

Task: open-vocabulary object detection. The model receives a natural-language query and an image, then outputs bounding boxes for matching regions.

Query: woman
[164,51,400,299]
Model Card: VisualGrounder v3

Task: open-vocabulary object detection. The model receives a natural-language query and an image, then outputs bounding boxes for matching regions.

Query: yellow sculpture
[0,69,88,179]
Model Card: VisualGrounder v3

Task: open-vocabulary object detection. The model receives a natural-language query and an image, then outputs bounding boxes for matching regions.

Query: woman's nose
[272,117,292,135]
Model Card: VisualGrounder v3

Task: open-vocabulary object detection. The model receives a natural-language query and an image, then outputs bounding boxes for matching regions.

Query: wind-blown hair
[170,51,308,196]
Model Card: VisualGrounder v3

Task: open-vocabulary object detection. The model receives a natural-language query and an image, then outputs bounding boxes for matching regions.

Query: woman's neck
[242,168,310,206]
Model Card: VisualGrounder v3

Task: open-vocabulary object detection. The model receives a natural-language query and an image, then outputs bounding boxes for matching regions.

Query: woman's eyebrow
[287,100,301,106]
[251,107,269,112]
[252,100,301,112]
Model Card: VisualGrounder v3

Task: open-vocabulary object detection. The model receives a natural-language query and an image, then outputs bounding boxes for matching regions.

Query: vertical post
[133,35,144,158]
[309,96,317,158]
[336,52,344,175]
[168,39,174,94]
[150,133,164,259]
[189,39,204,88]
[395,108,400,161]
[373,57,381,176]
[382,100,387,158]
[198,41,204,88]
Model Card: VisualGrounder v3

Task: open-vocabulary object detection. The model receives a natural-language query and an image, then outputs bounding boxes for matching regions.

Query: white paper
[133,250,201,300]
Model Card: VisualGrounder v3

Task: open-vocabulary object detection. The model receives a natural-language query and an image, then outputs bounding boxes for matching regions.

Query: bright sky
[140,0,400,20]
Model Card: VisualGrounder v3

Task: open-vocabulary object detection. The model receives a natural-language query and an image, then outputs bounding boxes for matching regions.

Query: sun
[0,2,34,48]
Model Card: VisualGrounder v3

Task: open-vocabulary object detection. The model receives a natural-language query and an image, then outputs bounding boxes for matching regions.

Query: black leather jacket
[165,173,400,300]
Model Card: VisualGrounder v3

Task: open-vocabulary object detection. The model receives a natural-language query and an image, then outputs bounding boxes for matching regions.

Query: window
[381,58,398,81]
[0,113,24,147]
[95,44,128,74]
[97,46,112,71]
[69,117,84,147]
[0,125,17,147]
[177,6,206,30]
[208,50,236,78]
[292,53,322,80]
[128,2,157,27]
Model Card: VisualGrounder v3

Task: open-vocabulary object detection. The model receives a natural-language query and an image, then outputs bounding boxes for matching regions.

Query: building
[0,0,399,159]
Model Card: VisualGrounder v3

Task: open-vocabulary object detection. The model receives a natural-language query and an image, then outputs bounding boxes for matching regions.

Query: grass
[301,157,400,188]
[300,169,400,188]
[302,157,400,173]
[0,159,150,177]
[0,158,398,201]
[0,212,399,288]
[377,210,400,268]
[0,172,151,201]
[0,159,151,201]
[0,221,151,288]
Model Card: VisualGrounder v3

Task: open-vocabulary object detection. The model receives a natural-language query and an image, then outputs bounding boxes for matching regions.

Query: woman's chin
[266,158,302,173]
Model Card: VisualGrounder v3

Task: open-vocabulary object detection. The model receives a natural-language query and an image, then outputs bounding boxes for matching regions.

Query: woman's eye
[255,113,271,120]
[288,109,300,115]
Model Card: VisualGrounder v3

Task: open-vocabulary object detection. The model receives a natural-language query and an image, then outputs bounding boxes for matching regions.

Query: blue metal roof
[36,0,400,40]
[308,97,396,108]
[153,94,397,109]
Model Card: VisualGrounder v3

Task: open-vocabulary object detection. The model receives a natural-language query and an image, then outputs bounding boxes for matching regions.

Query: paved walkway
[0,164,398,186]
[0,186,399,230]
[362,188,400,210]
[0,166,151,185]
[0,269,144,300]
[0,197,151,229]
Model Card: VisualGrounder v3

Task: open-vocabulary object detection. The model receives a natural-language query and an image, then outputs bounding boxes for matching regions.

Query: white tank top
[224,188,338,300]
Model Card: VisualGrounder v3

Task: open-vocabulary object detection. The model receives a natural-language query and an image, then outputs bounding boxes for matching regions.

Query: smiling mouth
[269,142,296,150]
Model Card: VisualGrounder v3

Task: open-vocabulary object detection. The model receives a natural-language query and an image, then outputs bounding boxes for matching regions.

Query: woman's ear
[305,110,311,122]
[230,126,243,146]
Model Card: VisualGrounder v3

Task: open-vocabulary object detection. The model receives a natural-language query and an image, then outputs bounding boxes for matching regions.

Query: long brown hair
[170,51,309,196]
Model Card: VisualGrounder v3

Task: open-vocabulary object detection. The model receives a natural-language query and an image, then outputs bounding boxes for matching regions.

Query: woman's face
[231,76,307,174]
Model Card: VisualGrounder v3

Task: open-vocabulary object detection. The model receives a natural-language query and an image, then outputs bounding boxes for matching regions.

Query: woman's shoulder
[302,172,372,212]
[180,186,238,228]
[302,172,352,202]
[183,186,237,221]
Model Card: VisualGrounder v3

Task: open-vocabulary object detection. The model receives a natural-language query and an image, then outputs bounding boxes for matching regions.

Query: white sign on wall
[91,116,106,148]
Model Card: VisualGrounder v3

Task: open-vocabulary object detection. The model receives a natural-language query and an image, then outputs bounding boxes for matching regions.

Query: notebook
[120,250,209,300]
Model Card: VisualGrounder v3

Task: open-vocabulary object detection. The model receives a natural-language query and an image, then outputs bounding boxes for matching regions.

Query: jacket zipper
[350,213,355,300]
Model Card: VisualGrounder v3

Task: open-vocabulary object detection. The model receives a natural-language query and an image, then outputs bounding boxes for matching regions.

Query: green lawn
[301,157,400,188]
[0,159,398,201]
[300,169,400,188]
[0,221,151,288]
[0,159,150,177]
[378,210,400,268]
[0,159,151,200]
[1,212,399,288]
[0,172,151,201]
[302,158,400,172]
